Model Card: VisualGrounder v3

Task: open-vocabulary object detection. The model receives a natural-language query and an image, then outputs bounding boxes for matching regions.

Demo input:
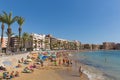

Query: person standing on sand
[62,58,65,65]
[79,66,82,78]
[58,59,61,66]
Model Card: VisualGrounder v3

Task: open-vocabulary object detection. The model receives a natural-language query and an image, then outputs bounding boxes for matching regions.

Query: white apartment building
[30,33,46,51]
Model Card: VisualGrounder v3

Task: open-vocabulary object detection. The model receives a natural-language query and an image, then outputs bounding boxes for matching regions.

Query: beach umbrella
[42,56,48,60]
[38,54,48,61]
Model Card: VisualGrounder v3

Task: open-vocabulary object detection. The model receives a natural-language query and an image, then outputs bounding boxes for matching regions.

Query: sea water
[75,50,120,80]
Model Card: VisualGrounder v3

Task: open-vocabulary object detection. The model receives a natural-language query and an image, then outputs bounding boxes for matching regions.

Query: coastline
[70,50,114,80]
[0,50,89,80]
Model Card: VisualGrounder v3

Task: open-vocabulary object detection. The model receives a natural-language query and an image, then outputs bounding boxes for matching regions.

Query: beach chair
[22,69,32,73]
[23,69,31,73]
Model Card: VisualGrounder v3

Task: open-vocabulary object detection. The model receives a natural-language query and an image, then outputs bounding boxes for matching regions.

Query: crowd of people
[0,50,84,80]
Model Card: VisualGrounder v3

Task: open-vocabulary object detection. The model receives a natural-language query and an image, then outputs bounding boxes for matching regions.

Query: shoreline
[70,50,114,80]
[0,50,119,80]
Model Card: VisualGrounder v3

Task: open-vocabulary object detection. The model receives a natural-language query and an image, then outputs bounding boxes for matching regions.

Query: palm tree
[34,40,37,50]
[0,14,5,49]
[22,32,30,51]
[44,39,49,50]
[17,16,25,51]
[57,40,61,50]
[40,39,44,50]
[2,11,18,51]
[5,32,15,37]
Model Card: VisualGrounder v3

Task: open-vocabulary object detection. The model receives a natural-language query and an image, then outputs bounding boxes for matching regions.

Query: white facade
[31,33,46,51]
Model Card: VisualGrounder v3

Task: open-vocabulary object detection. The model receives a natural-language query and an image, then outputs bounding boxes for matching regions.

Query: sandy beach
[0,51,89,80]
[12,68,88,80]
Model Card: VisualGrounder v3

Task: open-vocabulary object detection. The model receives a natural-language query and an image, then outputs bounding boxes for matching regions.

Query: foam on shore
[69,53,113,80]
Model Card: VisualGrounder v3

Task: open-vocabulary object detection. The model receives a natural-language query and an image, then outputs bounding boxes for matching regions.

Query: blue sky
[0,0,120,44]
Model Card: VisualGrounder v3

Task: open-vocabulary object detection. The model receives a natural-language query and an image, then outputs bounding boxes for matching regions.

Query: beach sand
[11,61,89,80]
[0,51,89,80]
[12,67,89,80]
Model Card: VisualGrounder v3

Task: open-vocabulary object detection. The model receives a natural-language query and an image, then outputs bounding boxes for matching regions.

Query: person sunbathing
[15,71,19,77]
[16,64,22,68]
[23,67,33,73]
[3,72,7,79]
[32,63,37,68]
[24,60,29,64]
[10,71,15,78]
[0,66,7,71]
[3,72,11,79]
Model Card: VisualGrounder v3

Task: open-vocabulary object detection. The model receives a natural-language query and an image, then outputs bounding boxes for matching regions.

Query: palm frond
[2,11,18,26]
[11,16,18,24]
[0,14,5,23]
[17,16,25,26]
[6,31,15,36]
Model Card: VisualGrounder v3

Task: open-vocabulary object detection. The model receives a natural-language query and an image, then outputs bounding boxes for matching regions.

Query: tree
[2,11,18,51]
[17,16,25,51]
[5,32,15,37]
[34,40,37,50]
[0,14,5,49]
[57,40,61,50]
[22,32,30,50]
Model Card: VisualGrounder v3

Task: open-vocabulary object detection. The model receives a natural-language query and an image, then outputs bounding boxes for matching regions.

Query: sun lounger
[22,70,32,73]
